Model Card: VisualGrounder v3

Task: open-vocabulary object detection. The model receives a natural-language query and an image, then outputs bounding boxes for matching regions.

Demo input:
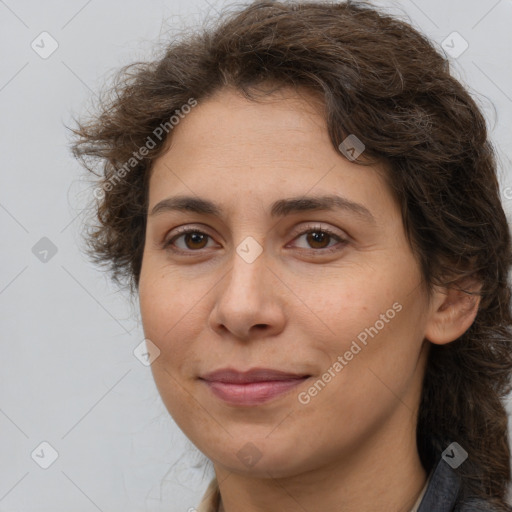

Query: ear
[424,277,482,345]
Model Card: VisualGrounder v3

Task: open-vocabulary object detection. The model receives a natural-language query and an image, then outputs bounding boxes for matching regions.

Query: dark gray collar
[417,458,460,512]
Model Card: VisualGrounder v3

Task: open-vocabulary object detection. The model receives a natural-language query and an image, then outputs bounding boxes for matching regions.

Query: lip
[199,368,310,406]
[201,368,309,383]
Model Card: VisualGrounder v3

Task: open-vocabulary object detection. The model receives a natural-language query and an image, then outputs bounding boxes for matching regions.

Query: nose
[208,246,287,342]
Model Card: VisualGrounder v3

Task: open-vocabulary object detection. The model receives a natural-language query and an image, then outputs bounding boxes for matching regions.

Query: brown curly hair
[70,0,512,507]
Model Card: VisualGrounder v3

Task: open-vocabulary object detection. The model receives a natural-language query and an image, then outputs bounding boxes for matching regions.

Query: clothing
[195,457,502,512]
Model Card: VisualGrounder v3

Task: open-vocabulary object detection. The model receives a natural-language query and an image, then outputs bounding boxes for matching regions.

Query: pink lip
[199,368,310,406]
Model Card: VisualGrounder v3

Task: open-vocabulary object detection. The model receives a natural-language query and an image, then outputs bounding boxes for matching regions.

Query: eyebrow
[149,194,375,223]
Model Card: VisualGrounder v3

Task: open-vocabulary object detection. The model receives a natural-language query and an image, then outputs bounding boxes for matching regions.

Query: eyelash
[162,224,348,256]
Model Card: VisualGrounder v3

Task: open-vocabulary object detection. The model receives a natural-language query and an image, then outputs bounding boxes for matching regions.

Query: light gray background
[1,0,512,511]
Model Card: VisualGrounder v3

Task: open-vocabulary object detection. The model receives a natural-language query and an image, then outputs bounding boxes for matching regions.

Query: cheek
[302,258,428,396]
[297,272,404,354]
[138,268,207,425]
[291,293,426,454]
[138,257,217,374]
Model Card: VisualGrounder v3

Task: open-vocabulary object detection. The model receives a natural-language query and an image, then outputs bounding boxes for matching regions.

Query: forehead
[160,86,328,162]
[147,86,397,221]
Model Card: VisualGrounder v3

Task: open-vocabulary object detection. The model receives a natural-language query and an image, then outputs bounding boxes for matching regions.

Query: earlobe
[424,279,482,345]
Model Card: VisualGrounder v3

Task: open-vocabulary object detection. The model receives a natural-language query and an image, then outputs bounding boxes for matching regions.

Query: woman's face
[138,87,433,478]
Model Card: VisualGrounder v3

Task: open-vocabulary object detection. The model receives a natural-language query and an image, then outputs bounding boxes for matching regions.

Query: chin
[203,435,317,478]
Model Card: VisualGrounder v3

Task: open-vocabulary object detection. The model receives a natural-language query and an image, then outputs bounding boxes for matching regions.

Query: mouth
[199,368,311,406]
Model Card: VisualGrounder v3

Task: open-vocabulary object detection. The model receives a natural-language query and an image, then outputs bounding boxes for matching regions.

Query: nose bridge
[224,209,269,292]
[209,234,286,339]
[224,238,268,303]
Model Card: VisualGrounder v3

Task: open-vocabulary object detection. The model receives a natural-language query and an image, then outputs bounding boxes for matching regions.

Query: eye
[162,224,348,255]
[288,224,348,253]
[163,227,217,253]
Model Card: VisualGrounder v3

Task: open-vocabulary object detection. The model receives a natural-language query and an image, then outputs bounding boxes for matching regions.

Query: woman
[71,1,512,510]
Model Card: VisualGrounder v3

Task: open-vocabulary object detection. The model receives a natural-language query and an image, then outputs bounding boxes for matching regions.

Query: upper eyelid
[166,221,346,237]
[290,223,346,237]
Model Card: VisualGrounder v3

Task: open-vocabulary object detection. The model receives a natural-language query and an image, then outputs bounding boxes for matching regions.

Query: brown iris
[184,232,209,250]
[305,231,331,249]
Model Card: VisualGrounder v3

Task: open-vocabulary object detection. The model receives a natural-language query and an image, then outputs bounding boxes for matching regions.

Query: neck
[214,403,427,512]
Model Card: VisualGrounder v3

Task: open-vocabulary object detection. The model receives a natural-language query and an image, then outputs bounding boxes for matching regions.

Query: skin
[138,86,480,512]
